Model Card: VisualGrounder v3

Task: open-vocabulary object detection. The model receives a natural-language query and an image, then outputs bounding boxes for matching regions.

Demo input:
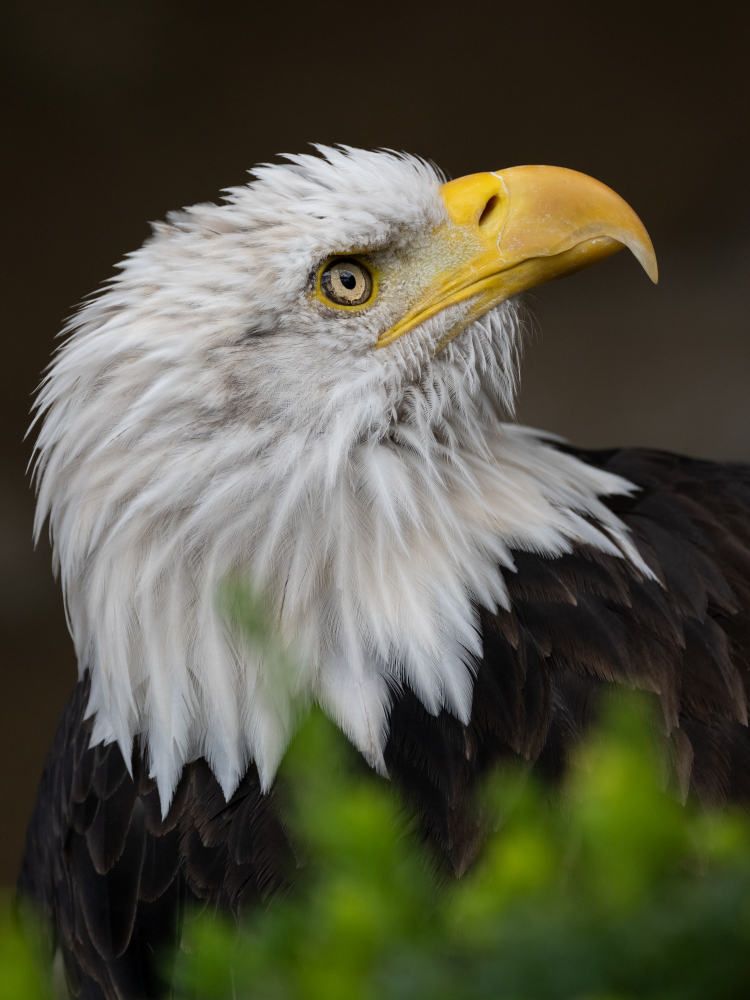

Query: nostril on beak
[478,194,501,228]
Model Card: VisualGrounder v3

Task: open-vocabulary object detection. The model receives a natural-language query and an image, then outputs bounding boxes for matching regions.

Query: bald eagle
[18,147,750,999]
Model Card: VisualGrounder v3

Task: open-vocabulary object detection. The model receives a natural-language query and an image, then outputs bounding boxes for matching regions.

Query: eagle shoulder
[385,448,750,872]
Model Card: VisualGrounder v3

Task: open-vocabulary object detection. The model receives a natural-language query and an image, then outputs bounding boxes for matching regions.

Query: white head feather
[32,147,647,812]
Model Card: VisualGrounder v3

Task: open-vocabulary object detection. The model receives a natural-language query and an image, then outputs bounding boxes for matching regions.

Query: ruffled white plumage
[31,147,649,813]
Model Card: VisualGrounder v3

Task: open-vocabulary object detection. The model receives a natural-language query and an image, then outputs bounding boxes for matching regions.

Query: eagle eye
[319,259,374,307]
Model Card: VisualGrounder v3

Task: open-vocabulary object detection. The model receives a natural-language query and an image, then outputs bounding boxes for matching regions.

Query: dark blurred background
[1,0,749,885]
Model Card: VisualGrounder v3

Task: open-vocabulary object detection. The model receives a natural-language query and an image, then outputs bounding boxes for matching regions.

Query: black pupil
[339,268,357,290]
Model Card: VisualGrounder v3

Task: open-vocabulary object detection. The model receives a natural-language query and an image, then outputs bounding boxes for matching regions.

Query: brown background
[1,0,749,885]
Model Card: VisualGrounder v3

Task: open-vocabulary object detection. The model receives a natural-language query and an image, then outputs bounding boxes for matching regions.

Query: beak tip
[634,243,658,285]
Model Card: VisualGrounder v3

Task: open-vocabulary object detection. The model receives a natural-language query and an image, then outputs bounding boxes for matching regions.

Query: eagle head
[32,147,656,812]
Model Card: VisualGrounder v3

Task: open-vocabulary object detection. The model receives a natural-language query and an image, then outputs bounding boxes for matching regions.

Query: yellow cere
[375,166,657,352]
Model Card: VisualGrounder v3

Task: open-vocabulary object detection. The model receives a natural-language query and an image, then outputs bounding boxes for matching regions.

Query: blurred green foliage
[0,899,49,1000]
[5,698,750,999]
[173,697,750,1000]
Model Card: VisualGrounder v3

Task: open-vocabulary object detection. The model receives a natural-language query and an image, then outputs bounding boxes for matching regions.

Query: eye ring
[317,258,375,308]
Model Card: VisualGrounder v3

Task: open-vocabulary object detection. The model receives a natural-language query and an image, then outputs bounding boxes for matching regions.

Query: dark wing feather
[18,673,294,1000]
[384,448,750,872]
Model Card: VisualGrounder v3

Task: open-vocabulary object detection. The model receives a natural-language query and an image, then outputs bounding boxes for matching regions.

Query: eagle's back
[19,448,750,997]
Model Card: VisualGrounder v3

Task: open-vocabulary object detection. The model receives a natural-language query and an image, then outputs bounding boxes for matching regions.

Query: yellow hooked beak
[375,165,657,350]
